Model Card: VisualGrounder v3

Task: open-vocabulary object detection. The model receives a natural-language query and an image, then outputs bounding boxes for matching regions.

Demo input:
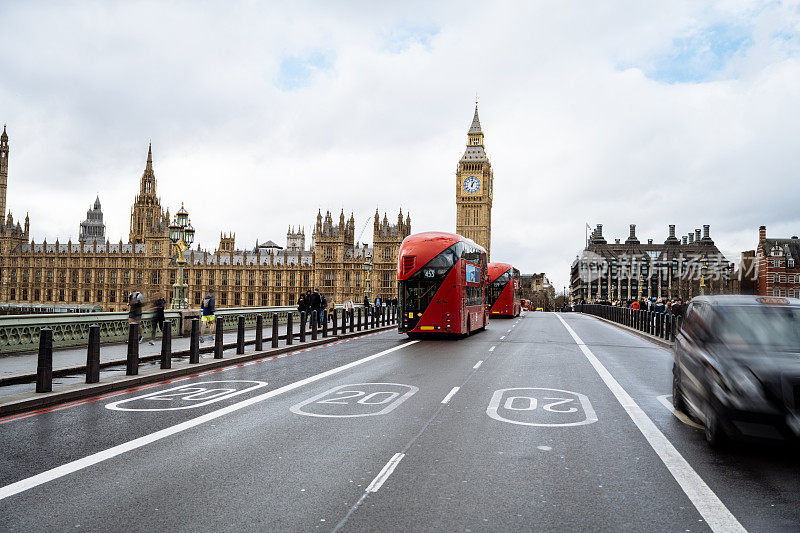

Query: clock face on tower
[463,176,481,194]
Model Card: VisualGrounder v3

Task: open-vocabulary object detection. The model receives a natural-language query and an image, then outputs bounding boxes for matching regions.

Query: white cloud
[1,1,799,291]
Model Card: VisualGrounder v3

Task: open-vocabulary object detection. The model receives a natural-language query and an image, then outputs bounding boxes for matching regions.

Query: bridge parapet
[0,306,348,354]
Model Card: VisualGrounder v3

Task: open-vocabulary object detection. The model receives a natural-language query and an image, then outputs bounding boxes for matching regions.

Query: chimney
[648,239,653,244]
[682,236,687,245]
[625,224,640,244]
[703,225,710,240]
[615,239,620,244]
[596,224,603,236]
[759,225,766,242]
[695,229,701,242]
[688,233,694,244]
[669,225,676,239]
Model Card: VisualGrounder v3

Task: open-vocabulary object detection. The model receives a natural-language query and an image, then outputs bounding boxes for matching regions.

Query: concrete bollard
[357,307,362,331]
[329,310,335,336]
[349,309,354,332]
[256,314,264,351]
[272,313,279,348]
[322,310,329,338]
[287,313,294,345]
[214,316,224,359]
[36,327,53,393]
[341,308,346,334]
[189,318,200,364]
[126,323,140,375]
[160,321,172,369]
[237,315,246,355]
[299,312,306,343]
[86,324,100,383]
[311,311,318,340]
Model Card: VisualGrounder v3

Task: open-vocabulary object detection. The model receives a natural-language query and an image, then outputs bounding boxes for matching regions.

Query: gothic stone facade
[570,224,732,303]
[0,129,409,312]
[455,104,493,260]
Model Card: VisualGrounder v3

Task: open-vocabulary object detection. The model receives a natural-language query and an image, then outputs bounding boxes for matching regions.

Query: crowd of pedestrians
[581,297,686,317]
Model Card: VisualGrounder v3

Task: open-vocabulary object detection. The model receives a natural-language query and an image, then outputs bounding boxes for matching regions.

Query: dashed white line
[556,314,744,533]
[500,336,506,340]
[489,346,496,352]
[365,453,405,493]
[473,360,483,369]
[0,340,419,502]
[441,386,460,404]
[507,329,512,333]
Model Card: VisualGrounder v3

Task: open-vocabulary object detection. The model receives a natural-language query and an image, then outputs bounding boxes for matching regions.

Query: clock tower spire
[455,101,493,259]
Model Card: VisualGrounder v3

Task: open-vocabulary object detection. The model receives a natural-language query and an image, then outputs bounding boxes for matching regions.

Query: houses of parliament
[0,125,410,312]
[0,104,494,312]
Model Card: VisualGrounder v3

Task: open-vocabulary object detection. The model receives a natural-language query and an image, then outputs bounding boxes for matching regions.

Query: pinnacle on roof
[468,103,482,134]
[94,195,101,210]
[1,124,7,142]
[145,141,153,172]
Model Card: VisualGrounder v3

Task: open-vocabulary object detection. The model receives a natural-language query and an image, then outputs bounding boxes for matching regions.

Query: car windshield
[716,305,800,352]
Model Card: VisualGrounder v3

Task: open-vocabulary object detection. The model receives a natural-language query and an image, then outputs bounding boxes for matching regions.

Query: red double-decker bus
[487,263,521,317]
[397,232,488,336]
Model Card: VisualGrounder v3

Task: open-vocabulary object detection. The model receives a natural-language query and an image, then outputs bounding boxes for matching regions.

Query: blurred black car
[673,295,800,447]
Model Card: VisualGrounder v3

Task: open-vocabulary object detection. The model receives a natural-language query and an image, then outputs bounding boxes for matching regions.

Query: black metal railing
[27,305,399,394]
[577,304,681,343]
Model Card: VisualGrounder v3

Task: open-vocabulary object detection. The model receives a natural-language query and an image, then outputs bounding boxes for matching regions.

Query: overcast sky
[2,1,799,291]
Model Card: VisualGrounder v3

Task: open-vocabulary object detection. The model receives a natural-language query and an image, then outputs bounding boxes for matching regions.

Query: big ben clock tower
[456,102,493,259]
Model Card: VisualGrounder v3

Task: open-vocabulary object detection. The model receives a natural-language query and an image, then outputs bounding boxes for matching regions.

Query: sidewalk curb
[580,313,675,350]
[0,324,398,417]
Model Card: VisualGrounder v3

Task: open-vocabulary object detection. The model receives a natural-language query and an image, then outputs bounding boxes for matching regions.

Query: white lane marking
[441,386,460,404]
[487,387,597,427]
[106,381,268,411]
[365,453,405,493]
[473,360,483,369]
[290,383,418,418]
[555,314,744,533]
[507,329,512,333]
[500,336,506,340]
[0,341,419,502]
[657,395,703,430]
[489,346,496,352]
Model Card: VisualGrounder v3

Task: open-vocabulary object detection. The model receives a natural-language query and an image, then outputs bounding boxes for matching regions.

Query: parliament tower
[455,103,493,259]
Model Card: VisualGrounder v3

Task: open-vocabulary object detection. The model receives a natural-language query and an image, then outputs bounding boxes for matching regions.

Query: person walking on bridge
[148,293,166,345]
[200,289,215,342]
[127,287,144,344]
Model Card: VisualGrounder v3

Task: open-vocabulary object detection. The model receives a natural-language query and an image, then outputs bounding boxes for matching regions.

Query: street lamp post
[363,255,373,303]
[168,203,195,310]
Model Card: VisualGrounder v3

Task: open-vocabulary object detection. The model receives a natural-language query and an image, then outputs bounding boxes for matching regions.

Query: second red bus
[487,262,521,317]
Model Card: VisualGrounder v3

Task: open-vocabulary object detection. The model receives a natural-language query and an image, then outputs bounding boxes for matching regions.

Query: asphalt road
[0,313,798,532]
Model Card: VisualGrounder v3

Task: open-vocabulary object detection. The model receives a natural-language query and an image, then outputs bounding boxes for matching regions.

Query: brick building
[756,225,800,298]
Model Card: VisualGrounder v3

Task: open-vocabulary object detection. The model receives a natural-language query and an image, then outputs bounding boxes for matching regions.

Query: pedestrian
[310,288,322,325]
[149,292,166,345]
[363,294,370,314]
[344,298,354,321]
[297,293,307,315]
[655,298,665,314]
[320,292,328,326]
[200,288,215,342]
[630,300,640,310]
[128,287,144,344]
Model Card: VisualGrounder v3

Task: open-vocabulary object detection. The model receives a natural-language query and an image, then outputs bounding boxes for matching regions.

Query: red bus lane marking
[0,331,389,425]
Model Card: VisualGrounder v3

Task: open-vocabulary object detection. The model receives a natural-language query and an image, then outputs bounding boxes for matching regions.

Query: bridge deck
[0,312,797,531]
